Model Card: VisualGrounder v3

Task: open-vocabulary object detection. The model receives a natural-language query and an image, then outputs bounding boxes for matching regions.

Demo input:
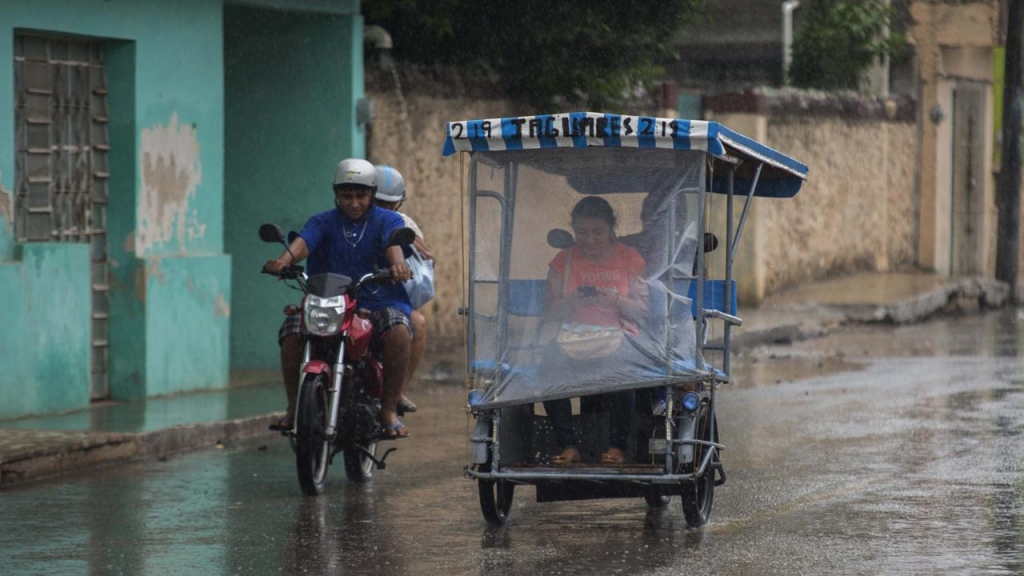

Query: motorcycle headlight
[303,295,346,336]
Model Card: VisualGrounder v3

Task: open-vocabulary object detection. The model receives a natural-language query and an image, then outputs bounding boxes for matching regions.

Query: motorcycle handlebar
[260,265,304,280]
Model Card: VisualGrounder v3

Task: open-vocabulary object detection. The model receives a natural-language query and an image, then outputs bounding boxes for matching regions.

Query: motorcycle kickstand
[360,446,397,470]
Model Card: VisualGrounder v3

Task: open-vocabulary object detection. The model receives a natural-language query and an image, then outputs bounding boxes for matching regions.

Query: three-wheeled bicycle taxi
[443,112,808,527]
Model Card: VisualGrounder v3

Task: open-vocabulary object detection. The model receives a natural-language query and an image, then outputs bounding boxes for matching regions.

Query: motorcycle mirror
[703,232,719,254]
[387,227,417,248]
[259,223,286,244]
[547,228,575,249]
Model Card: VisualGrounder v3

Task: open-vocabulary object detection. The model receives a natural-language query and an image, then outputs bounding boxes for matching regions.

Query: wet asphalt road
[2,310,1023,575]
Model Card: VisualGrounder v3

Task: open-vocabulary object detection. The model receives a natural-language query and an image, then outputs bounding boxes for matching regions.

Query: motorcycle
[259,222,416,496]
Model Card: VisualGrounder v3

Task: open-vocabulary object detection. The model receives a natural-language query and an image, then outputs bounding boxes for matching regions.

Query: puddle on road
[726,353,866,389]
[797,309,1024,360]
[719,309,1024,390]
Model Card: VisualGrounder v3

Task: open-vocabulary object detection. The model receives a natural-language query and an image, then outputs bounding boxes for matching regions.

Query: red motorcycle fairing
[345,313,374,361]
[302,360,332,375]
[363,359,384,397]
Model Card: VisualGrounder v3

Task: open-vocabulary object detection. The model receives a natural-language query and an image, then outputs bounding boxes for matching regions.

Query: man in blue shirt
[264,158,413,438]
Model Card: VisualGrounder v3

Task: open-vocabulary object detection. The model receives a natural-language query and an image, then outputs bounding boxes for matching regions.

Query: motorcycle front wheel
[295,374,330,496]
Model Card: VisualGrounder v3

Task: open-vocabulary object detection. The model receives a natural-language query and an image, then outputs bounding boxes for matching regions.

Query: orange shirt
[549,243,645,333]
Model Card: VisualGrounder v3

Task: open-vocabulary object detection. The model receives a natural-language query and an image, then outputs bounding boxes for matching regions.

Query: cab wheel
[478,478,515,526]
[680,409,715,527]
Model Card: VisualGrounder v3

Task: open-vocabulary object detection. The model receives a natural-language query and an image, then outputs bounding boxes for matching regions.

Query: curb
[728,278,1013,352]
[0,413,282,488]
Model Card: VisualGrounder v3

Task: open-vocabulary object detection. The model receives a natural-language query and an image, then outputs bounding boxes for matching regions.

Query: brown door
[949,82,985,276]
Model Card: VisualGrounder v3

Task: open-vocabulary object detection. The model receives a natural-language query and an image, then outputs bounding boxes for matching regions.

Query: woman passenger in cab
[541,196,649,465]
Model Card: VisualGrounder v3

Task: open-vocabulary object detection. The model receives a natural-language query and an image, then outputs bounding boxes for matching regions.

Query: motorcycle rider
[374,165,434,415]
[264,158,414,438]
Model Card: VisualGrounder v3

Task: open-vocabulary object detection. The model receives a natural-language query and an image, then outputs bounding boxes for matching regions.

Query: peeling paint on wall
[0,171,13,230]
[214,294,231,318]
[137,114,203,255]
[123,230,135,254]
[147,259,165,283]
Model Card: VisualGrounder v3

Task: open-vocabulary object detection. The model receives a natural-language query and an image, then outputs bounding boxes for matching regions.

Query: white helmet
[374,165,406,202]
[332,158,377,189]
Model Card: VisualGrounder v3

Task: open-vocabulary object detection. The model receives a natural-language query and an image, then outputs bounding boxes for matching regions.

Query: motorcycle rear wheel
[295,374,330,496]
[343,442,377,483]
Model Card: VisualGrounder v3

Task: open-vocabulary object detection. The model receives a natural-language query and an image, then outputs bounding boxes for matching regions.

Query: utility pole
[997,0,1022,303]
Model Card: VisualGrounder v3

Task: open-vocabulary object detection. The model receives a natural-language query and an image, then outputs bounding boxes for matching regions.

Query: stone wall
[763,117,918,293]
[366,66,515,346]
[367,71,924,344]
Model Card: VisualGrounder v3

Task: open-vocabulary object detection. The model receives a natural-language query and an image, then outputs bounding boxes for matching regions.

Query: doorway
[949,81,986,276]
[13,33,111,400]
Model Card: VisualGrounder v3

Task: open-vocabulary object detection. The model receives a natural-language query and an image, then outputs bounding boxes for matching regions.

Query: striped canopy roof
[442,111,808,198]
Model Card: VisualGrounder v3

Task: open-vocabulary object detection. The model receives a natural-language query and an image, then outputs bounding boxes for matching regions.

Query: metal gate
[13,34,111,400]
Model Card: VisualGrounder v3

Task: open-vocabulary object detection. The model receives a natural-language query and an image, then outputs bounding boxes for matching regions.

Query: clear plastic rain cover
[469,147,711,409]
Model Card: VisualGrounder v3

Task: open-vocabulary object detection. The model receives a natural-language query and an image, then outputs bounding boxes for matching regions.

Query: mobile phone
[577,285,598,297]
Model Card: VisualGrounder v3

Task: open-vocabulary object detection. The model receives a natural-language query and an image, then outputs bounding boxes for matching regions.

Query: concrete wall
[762,117,917,293]
[224,4,364,370]
[0,0,230,413]
[0,245,90,418]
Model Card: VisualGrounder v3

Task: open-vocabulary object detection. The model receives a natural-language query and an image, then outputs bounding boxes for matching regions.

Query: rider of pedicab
[373,164,435,416]
[264,158,414,439]
[541,196,650,465]
[619,192,707,415]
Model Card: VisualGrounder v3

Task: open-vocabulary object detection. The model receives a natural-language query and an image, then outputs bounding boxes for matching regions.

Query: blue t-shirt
[299,205,412,315]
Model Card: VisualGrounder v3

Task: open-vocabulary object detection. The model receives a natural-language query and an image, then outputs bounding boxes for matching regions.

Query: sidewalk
[729,272,1010,350]
[0,272,1012,488]
[0,377,285,487]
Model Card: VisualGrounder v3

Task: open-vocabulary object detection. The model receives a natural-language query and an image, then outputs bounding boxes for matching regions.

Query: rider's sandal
[600,448,627,465]
[550,448,581,466]
[382,421,410,439]
[268,415,293,432]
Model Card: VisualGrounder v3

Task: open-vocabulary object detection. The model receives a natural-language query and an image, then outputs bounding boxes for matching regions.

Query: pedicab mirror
[546,228,575,249]
[703,232,719,253]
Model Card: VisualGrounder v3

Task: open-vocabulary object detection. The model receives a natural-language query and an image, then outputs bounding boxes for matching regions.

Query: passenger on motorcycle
[373,165,435,416]
[264,158,414,438]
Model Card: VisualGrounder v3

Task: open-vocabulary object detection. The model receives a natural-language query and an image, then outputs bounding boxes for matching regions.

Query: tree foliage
[362,0,704,109]
[788,0,903,91]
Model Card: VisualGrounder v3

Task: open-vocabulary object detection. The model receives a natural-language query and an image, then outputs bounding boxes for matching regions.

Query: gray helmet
[332,158,377,189]
[374,165,406,203]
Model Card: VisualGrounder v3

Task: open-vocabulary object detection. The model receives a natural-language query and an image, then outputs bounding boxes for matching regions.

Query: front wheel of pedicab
[680,407,715,527]
[478,476,515,526]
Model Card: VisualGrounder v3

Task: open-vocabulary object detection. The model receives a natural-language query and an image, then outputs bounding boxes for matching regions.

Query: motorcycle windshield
[307,273,353,298]
[467,147,715,410]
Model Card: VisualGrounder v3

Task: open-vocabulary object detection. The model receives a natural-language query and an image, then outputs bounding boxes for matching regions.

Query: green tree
[788,0,903,91]
[363,0,704,109]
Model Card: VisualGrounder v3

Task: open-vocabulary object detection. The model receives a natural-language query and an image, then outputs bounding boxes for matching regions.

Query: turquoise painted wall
[145,256,232,398]
[224,5,365,369]
[0,0,231,415]
[0,244,91,418]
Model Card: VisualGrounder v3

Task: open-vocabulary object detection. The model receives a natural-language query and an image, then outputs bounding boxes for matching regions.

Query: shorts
[278,307,410,359]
